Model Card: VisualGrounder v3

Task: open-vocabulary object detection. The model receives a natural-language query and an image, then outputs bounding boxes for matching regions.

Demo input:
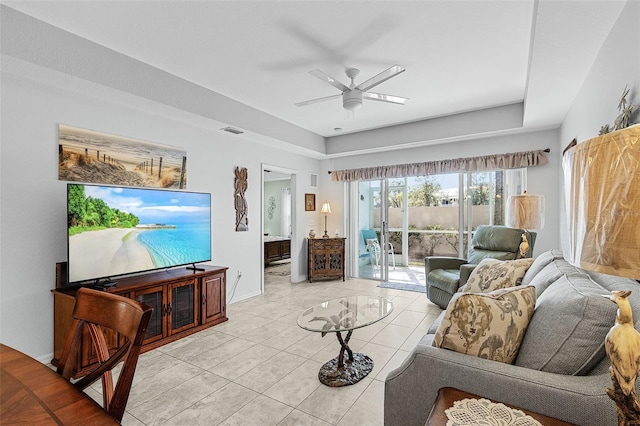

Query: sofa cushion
[521,249,565,286]
[526,259,588,297]
[428,269,461,294]
[514,274,617,375]
[464,258,534,293]
[432,286,536,364]
[587,270,640,328]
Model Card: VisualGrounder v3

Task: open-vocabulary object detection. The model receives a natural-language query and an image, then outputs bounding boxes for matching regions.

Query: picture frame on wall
[305,193,315,211]
[58,124,188,189]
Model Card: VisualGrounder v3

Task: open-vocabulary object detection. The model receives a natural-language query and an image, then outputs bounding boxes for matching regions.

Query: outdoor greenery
[470,174,490,205]
[407,177,442,207]
[387,174,493,208]
[365,171,506,259]
[68,185,139,235]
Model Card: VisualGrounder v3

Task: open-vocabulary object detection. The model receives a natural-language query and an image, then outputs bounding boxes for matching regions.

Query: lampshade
[563,124,640,279]
[506,192,545,230]
[320,201,332,214]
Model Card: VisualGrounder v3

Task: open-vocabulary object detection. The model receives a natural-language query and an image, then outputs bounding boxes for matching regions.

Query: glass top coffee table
[297,295,393,387]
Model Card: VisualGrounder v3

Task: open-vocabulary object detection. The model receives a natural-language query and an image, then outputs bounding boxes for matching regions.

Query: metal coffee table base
[319,330,374,387]
[319,352,374,387]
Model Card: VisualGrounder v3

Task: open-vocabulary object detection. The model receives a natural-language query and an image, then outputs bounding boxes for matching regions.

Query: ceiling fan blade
[356,65,406,92]
[309,69,349,92]
[363,92,409,105]
[295,94,342,107]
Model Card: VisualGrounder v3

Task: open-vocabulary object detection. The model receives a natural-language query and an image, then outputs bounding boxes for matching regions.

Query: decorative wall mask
[235,166,248,231]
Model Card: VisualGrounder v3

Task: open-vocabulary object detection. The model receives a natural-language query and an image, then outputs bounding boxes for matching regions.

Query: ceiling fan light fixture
[342,89,362,111]
[297,65,406,111]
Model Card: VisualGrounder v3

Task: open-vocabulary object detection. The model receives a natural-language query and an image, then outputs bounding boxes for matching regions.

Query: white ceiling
[2,1,627,150]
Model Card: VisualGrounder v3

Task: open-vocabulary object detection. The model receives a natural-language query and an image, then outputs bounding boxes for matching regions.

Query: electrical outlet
[238,270,242,278]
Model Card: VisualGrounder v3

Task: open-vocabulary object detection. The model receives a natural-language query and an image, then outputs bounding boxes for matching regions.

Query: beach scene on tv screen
[68,184,211,283]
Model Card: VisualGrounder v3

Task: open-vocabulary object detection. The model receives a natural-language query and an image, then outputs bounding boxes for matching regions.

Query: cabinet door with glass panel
[133,285,165,345]
[133,279,199,343]
[168,279,199,335]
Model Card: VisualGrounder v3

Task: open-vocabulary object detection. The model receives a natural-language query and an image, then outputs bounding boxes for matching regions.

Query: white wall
[320,129,561,255]
[0,64,320,360]
[560,0,640,145]
[559,0,640,251]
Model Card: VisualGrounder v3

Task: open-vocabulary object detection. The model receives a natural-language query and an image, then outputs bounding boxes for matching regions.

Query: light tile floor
[358,263,426,286]
[107,264,442,425]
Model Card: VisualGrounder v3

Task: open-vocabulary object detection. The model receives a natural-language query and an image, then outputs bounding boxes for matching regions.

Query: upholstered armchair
[425,225,536,309]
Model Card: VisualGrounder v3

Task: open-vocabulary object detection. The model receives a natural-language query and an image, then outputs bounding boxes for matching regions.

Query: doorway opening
[262,164,297,293]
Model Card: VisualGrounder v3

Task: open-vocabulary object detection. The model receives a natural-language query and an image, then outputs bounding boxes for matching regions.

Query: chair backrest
[360,229,382,254]
[467,225,537,264]
[57,287,152,422]
[361,229,379,243]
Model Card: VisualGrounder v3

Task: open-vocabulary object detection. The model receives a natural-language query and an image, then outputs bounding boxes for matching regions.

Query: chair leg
[386,243,396,270]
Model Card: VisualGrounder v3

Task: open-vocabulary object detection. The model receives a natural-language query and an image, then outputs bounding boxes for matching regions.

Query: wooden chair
[56,287,152,422]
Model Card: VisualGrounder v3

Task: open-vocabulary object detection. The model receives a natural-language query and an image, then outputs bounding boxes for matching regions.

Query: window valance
[330,149,549,182]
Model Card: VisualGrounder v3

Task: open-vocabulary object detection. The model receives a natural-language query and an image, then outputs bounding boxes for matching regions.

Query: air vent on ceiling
[310,173,318,188]
[221,126,244,135]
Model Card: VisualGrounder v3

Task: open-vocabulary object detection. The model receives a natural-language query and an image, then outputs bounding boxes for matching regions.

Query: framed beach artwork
[305,193,316,211]
[58,124,188,189]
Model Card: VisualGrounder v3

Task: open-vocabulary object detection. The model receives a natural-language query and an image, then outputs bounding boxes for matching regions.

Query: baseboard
[228,289,262,304]
[37,352,55,366]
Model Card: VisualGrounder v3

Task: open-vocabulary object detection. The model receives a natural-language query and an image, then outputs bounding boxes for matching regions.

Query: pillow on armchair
[366,238,380,251]
[463,258,534,293]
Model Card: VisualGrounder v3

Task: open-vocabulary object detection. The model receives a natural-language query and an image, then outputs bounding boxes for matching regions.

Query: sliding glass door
[357,180,391,282]
[350,169,525,283]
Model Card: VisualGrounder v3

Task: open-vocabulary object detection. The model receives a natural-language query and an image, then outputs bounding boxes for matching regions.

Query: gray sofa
[385,249,640,426]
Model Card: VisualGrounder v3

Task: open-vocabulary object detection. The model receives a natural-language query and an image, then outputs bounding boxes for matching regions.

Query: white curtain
[504,168,526,202]
[280,188,291,237]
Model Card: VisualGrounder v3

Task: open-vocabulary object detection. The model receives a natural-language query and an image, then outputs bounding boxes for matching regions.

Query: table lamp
[320,201,331,238]
[506,191,545,257]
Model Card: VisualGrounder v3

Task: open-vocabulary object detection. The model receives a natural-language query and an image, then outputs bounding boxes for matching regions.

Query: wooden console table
[52,265,227,377]
[0,344,118,424]
[307,237,346,282]
[427,387,575,425]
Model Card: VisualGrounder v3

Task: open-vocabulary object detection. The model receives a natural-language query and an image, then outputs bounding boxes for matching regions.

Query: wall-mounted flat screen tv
[67,183,211,286]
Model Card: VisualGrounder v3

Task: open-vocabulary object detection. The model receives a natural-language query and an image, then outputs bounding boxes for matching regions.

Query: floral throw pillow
[432,286,536,364]
[464,258,535,293]
[365,239,380,252]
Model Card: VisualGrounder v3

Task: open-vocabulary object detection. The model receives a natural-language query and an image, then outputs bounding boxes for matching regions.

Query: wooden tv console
[51,265,227,377]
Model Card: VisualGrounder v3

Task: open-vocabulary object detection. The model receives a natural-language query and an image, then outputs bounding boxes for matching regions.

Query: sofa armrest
[424,257,466,275]
[384,336,616,426]
[458,263,477,286]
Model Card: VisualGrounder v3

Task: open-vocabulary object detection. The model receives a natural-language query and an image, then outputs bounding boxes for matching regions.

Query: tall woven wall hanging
[234,166,248,231]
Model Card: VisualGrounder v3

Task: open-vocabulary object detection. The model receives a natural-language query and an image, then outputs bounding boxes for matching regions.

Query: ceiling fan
[295,65,408,111]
